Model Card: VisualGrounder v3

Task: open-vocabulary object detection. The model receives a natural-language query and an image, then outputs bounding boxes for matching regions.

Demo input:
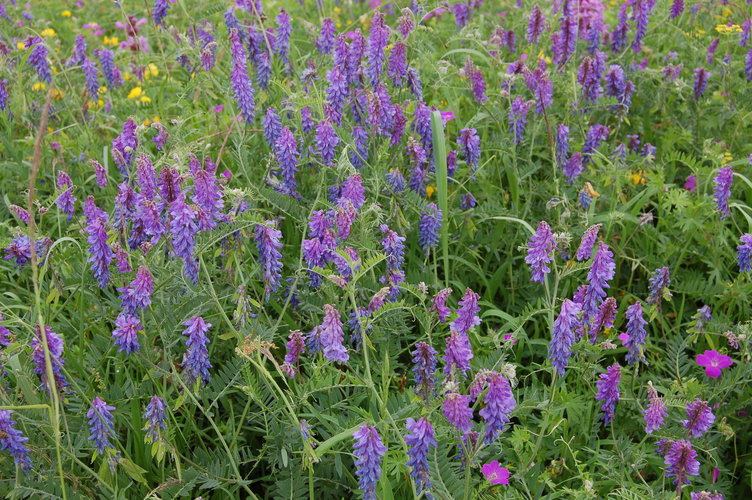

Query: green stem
[431,110,450,286]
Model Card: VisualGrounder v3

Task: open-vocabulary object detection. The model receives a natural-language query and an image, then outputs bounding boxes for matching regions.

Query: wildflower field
[1,0,752,498]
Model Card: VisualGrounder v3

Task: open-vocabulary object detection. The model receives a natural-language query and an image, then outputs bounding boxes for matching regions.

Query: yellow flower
[61,10,72,17]
[143,118,151,126]
[628,171,647,185]
[40,28,57,37]
[333,6,342,13]
[32,83,47,91]
[127,87,143,99]
[99,86,108,95]
[336,22,342,29]
[52,89,64,100]
[722,152,733,164]
[426,185,436,198]
[152,116,160,123]
[17,42,25,50]
[103,36,119,46]
[145,63,159,79]
[123,72,132,81]
[140,96,152,103]
[716,24,741,34]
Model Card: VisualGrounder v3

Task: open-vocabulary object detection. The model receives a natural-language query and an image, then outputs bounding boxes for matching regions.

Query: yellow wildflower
[127,87,143,99]
[140,96,152,103]
[17,42,25,50]
[333,6,342,13]
[426,186,436,198]
[152,116,160,123]
[143,118,151,126]
[61,10,72,17]
[40,28,57,37]
[628,170,647,185]
[52,89,64,100]
[32,83,47,91]
[715,24,741,34]
[722,152,733,164]
[103,36,119,46]
[99,86,108,95]
[123,72,132,81]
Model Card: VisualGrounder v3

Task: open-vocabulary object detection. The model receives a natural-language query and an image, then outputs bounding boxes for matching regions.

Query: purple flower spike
[713,166,733,219]
[379,224,406,299]
[87,397,117,456]
[412,341,437,401]
[56,171,76,221]
[315,120,339,166]
[693,68,710,100]
[0,410,32,471]
[387,41,408,87]
[31,326,69,393]
[119,265,153,314]
[418,203,442,256]
[28,38,52,82]
[275,10,291,67]
[169,192,198,284]
[625,302,648,366]
[479,372,515,443]
[111,313,142,354]
[443,392,473,433]
[576,224,601,261]
[352,425,387,500]
[458,128,480,170]
[525,221,555,283]
[527,6,545,44]
[647,267,671,306]
[275,127,300,197]
[451,288,481,335]
[683,399,715,438]
[442,330,474,379]
[143,396,167,443]
[670,0,684,18]
[595,363,621,424]
[181,316,212,385]
[281,330,305,379]
[664,440,700,487]
[581,242,615,322]
[229,29,255,124]
[254,220,283,300]
[317,18,336,54]
[508,97,532,145]
[153,0,170,26]
[366,12,389,85]
[262,108,282,148]
[405,417,437,495]
[644,382,667,434]
[549,299,581,376]
[84,196,113,287]
[431,288,452,323]
[112,119,138,175]
[319,304,348,363]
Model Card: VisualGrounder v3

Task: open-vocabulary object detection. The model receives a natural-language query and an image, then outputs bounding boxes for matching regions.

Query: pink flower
[696,349,734,378]
[684,174,697,192]
[481,460,510,485]
[440,111,456,125]
[618,333,629,345]
[210,105,224,113]
[503,334,517,345]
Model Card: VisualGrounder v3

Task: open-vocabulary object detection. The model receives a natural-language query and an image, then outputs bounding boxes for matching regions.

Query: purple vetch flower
[192,157,224,231]
[0,410,32,471]
[385,169,406,193]
[317,18,336,54]
[114,246,131,274]
[254,220,283,300]
[413,102,433,153]
[469,69,488,103]
[581,242,615,322]
[350,125,369,168]
[713,166,733,219]
[737,233,752,272]
[111,313,142,354]
[527,6,545,44]
[387,41,407,87]
[255,52,272,90]
[443,392,473,433]
[366,12,389,85]
[153,0,171,26]
[461,193,476,209]
[90,160,108,187]
[325,67,348,125]
[0,79,8,113]
[339,174,366,210]
[169,192,199,284]
[549,299,581,376]
[525,221,555,283]
[524,68,553,114]
[741,20,752,48]
[151,123,169,150]
[352,425,387,500]
[319,304,348,363]
[706,38,719,65]
[3,235,52,268]
[181,316,212,385]
[87,397,117,455]
[576,224,601,261]
[407,66,423,100]
[112,119,138,174]
[262,108,282,148]
[275,10,291,66]
[97,48,122,89]
[582,124,610,164]
[9,205,30,225]
[508,97,532,145]
[479,372,515,443]
[458,128,480,171]
[397,9,414,39]
[451,288,481,335]
[119,265,153,314]
[647,267,671,306]
[556,125,570,167]
[55,171,76,221]
[390,103,407,146]
[595,362,621,424]
[69,34,88,67]
[380,224,406,299]
[442,330,474,379]
[683,399,715,438]
[412,341,438,401]
[418,203,442,256]
[693,68,710,100]
[31,325,69,393]
[275,127,300,197]
[82,57,99,97]
[577,51,606,104]
[347,30,365,85]
[664,440,700,487]
[644,382,667,434]
[589,296,616,341]
[694,305,713,330]
[453,3,470,27]
[405,417,437,495]
[624,302,648,366]
[0,314,11,347]
[84,196,113,287]
[315,120,339,166]
[300,106,315,134]
[229,29,255,124]
[632,0,654,52]
[28,38,52,82]
[143,396,167,443]
[281,330,305,378]
[552,15,577,65]
[670,0,684,18]
[431,288,452,322]
[610,5,629,52]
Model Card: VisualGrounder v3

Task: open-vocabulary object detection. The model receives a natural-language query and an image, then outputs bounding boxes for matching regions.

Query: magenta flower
[481,460,510,485]
[695,350,733,378]
[684,174,697,192]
